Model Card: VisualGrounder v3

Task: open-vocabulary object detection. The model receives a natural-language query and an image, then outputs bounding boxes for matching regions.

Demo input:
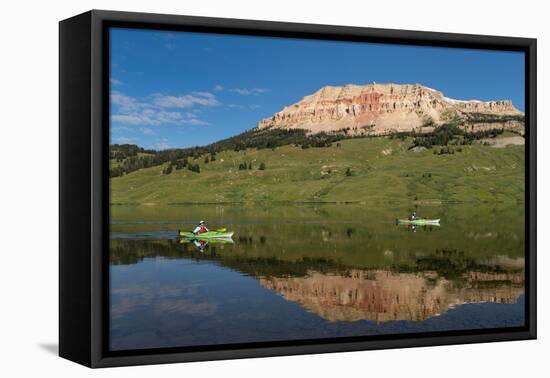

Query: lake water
[109,203,525,351]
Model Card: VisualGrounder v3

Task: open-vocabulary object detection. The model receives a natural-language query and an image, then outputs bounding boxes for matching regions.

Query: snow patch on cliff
[444,96,482,104]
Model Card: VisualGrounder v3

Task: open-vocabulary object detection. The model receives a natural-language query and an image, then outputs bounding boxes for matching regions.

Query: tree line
[464,112,524,124]
[110,144,154,161]
[110,113,523,177]
[109,128,350,177]
[410,122,506,150]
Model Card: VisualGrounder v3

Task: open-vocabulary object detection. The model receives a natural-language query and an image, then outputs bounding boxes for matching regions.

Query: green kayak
[179,230,234,239]
[397,218,440,226]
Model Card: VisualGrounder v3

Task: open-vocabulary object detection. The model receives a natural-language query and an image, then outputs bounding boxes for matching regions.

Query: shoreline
[109,199,524,206]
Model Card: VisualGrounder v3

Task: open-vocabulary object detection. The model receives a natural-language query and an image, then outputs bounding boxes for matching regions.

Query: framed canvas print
[59,10,537,368]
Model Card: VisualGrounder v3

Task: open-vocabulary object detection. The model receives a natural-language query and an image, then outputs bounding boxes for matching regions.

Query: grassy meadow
[110,135,524,205]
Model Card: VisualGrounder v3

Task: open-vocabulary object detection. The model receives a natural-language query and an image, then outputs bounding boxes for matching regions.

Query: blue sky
[110,28,525,150]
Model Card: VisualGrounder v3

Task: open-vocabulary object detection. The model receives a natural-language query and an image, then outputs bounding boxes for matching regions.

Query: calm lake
[109,203,525,351]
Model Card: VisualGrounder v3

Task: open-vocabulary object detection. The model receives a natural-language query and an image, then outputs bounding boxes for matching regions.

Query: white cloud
[230,88,269,96]
[192,91,217,100]
[111,91,139,112]
[228,103,261,110]
[214,85,224,91]
[112,136,134,144]
[111,114,147,125]
[111,110,185,126]
[153,92,219,108]
[110,91,214,127]
[112,126,131,132]
[140,128,156,135]
[110,78,123,86]
[187,118,209,126]
[156,110,185,123]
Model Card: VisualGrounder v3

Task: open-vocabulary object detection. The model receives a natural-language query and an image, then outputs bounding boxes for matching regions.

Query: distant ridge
[258,83,523,135]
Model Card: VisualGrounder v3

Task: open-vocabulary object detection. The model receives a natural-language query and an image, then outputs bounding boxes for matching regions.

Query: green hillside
[110,136,524,205]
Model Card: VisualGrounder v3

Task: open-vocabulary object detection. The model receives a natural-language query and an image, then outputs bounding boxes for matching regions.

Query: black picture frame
[59,9,537,368]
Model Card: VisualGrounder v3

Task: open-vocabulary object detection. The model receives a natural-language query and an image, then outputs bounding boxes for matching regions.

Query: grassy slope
[110,137,524,204]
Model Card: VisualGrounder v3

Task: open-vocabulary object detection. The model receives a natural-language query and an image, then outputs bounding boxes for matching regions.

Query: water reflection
[111,238,524,323]
[109,203,525,350]
[178,237,234,252]
[259,269,523,322]
[399,224,440,232]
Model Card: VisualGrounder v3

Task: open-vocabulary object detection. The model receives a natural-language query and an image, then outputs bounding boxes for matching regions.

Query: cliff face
[257,83,523,135]
[259,269,524,322]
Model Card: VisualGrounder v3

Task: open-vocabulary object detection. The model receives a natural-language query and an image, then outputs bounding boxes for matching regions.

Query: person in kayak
[193,220,209,235]
[410,211,417,221]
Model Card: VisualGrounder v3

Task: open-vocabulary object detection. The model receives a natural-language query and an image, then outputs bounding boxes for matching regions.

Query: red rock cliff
[257,83,523,135]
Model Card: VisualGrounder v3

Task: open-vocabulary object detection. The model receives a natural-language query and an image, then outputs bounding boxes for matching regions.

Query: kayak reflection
[179,236,234,252]
[400,223,440,233]
[397,216,441,232]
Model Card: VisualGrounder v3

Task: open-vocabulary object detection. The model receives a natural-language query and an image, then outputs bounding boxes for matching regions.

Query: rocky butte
[259,269,524,322]
[257,83,524,135]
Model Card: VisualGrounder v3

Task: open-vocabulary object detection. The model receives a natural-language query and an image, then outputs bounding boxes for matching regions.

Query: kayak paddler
[410,211,417,221]
[193,220,209,235]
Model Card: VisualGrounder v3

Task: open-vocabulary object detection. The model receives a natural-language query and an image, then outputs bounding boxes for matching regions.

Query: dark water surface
[109,203,525,351]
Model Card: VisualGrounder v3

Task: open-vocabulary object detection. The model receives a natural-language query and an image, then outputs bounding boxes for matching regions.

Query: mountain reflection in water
[111,238,524,323]
[109,203,525,350]
[259,269,523,322]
